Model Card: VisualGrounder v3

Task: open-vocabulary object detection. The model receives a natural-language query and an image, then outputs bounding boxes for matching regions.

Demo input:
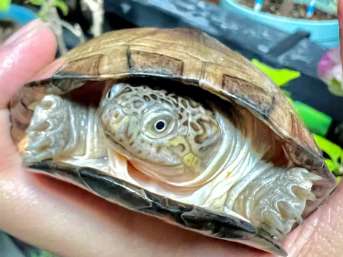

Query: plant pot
[0,4,36,25]
[220,0,339,48]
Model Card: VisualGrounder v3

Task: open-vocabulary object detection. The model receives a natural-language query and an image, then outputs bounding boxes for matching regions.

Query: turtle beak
[99,106,126,134]
[99,84,128,132]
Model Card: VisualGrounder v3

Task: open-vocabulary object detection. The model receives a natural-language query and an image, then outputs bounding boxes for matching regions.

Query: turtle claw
[23,151,54,164]
[23,95,71,163]
[27,136,52,150]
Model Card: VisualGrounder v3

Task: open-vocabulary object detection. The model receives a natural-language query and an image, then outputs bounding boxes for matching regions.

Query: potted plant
[219,0,339,48]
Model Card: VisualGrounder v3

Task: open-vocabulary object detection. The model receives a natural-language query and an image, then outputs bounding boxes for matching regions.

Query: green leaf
[293,101,332,137]
[325,159,337,173]
[0,0,11,11]
[314,134,343,179]
[251,59,301,87]
[53,0,68,16]
[27,0,44,6]
[314,134,342,164]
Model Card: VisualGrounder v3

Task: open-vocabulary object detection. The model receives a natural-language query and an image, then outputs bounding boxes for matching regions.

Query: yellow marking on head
[169,136,199,169]
[183,152,200,169]
[169,136,189,149]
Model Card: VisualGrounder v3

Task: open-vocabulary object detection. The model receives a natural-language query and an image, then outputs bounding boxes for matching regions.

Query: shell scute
[128,49,185,77]
[222,74,274,116]
[62,54,104,77]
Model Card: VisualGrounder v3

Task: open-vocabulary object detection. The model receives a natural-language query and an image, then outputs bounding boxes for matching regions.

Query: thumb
[0,19,57,108]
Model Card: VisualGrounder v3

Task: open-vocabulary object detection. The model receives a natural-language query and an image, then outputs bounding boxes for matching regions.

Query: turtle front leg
[23,94,88,164]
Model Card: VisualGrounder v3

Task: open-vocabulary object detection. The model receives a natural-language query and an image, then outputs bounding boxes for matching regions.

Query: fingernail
[2,19,46,48]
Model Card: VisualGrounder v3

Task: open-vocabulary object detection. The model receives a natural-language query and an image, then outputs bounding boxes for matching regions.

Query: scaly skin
[24,94,107,167]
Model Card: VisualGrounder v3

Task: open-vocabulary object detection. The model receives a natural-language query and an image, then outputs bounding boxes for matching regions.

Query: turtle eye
[154,120,167,132]
[143,113,176,139]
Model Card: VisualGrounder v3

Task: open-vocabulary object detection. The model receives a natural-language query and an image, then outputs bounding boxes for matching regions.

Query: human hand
[0,19,343,257]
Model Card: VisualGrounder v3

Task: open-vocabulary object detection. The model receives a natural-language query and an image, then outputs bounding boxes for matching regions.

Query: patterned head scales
[98,83,224,186]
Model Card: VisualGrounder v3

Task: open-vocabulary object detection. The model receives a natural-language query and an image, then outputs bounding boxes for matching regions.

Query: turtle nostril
[110,107,126,123]
[113,110,120,119]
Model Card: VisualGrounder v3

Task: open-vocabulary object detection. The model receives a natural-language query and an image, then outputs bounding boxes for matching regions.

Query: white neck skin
[184,115,320,239]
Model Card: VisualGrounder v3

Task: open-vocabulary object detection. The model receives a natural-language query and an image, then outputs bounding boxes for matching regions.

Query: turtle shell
[10,28,336,256]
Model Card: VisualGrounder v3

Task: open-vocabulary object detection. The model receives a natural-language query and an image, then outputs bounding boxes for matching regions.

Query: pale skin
[0,13,343,257]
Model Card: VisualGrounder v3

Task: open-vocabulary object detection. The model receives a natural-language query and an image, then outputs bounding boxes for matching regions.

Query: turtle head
[99,83,224,186]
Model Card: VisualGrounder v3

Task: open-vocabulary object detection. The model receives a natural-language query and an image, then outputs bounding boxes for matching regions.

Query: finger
[283,183,343,257]
[0,19,57,108]
[0,171,262,257]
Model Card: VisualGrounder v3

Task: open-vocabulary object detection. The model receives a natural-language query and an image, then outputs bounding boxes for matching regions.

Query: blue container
[0,4,36,25]
[220,0,339,48]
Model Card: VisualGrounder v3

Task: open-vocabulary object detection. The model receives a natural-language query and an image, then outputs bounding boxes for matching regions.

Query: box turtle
[10,28,336,256]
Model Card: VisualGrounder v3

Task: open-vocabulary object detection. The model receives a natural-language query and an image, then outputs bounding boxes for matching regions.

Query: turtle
[9,27,336,256]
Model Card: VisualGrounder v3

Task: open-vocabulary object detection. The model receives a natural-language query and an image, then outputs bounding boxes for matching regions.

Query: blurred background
[0,0,342,256]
